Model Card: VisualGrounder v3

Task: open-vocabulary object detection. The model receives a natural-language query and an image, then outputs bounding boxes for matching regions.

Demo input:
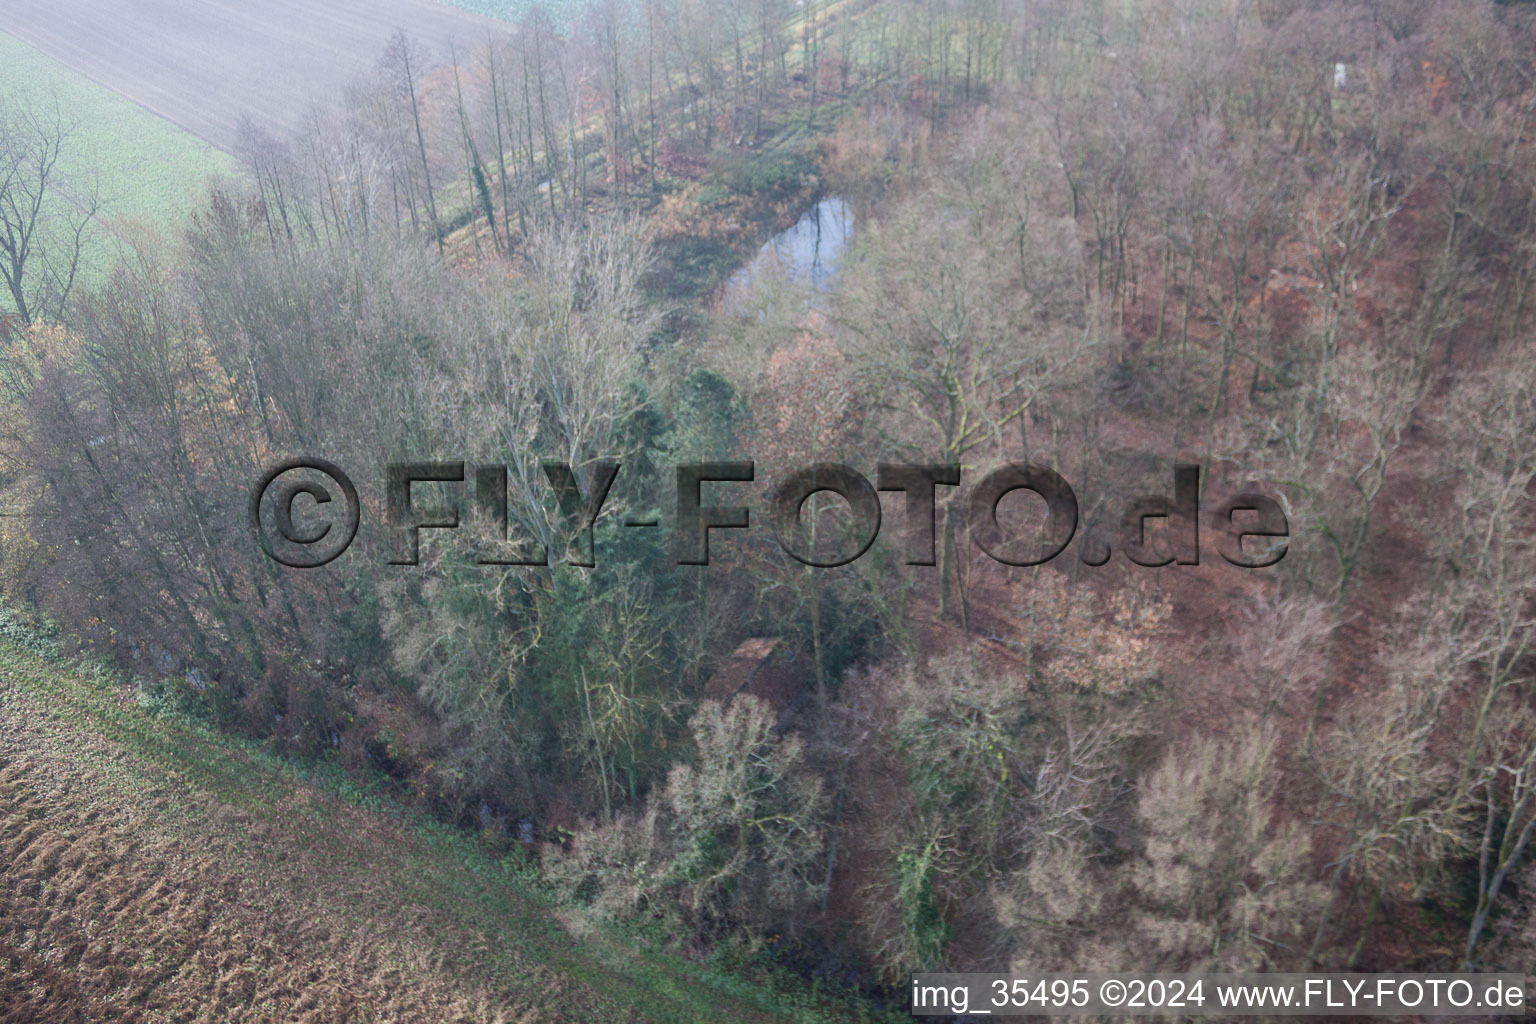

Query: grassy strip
[440,0,571,28]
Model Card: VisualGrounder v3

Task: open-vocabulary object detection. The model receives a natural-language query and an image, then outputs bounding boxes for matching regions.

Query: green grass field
[0,29,242,313]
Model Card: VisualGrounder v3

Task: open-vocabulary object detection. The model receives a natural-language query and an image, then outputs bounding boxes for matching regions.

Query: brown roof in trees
[702,637,809,733]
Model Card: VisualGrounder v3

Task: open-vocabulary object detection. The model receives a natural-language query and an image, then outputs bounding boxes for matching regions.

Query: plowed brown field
[0,755,521,1022]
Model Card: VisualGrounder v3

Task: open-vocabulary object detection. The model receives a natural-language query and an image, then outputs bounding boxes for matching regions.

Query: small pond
[723,195,854,304]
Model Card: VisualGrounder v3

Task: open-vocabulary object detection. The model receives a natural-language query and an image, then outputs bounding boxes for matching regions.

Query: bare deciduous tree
[842,114,1092,616]
[0,95,99,324]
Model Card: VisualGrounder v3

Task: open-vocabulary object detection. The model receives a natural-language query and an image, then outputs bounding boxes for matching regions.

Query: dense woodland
[2,0,1536,1001]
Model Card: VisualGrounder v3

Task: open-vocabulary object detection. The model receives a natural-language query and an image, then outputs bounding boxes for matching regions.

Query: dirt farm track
[0,0,502,153]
